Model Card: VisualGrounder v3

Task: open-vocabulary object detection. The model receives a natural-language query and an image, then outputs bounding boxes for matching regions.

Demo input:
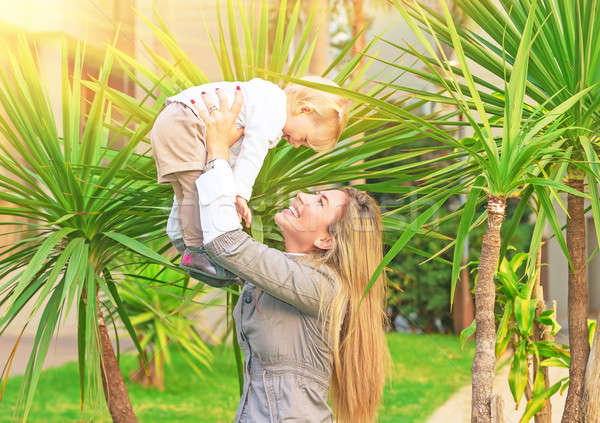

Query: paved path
[0,335,79,377]
[427,364,568,423]
[0,335,132,377]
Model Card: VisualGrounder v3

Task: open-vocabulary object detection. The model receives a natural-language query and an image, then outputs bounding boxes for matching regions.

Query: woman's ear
[314,236,333,250]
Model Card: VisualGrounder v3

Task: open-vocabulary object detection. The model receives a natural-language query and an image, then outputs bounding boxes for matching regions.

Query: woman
[189,89,389,422]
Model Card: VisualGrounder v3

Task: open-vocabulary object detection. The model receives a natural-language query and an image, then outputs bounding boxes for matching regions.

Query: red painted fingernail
[236,86,241,90]
[201,91,206,94]
[215,87,220,91]
[190,99,195,104]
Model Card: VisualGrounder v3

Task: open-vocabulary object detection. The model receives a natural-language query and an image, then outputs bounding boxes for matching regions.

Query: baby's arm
[235,196,252,228]
[231,124,270,203]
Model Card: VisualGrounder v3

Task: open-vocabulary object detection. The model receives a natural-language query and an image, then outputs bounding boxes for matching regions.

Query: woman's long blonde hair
[310,187,390,423]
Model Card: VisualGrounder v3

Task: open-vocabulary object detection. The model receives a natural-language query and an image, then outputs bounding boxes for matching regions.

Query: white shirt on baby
[170,158,310,251]
[166,78,287,201]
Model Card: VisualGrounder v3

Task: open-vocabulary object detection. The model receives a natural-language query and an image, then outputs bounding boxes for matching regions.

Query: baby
[151,76,349,282]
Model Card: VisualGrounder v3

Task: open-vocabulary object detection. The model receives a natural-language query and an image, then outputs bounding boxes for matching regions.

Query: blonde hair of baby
[284,76,350,152]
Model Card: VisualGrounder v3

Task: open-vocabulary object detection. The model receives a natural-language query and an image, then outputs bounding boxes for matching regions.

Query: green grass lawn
[0,334,474,423]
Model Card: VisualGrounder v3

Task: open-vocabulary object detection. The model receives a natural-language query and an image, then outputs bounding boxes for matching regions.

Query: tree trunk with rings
[561,176,589,423]
[98,300,138,423]
[471,196,506,423]
[581,318,600,422]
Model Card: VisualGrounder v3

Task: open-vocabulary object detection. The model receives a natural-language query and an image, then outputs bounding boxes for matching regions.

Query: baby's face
[282,111,334,151]
[282,112,312,148]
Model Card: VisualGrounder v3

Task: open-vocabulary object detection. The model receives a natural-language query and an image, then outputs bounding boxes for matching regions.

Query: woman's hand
[191,87,244,161]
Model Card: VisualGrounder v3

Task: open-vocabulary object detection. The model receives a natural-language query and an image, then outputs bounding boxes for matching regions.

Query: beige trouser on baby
[151,102,207,247]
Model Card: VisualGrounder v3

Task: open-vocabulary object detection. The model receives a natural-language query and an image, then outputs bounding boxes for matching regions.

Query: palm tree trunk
[351,0,366,71]
[98,301,138,423]
[129,337,165,390]
[129,354,152,387]
[471,195,506,423]
[533,245,552,423]
[581,319,599,422]
[348,0,367,186]
[453,259,475,333]
[562,177,590,423]
[308,0,329,75]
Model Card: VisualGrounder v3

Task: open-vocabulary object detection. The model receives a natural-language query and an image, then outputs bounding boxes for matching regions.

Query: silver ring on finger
[208,105,218,114]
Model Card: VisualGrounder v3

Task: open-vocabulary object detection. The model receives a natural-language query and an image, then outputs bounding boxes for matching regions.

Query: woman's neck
[283,239,311,255]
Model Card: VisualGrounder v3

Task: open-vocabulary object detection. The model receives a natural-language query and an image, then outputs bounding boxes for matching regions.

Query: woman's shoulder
[297,258,342,296]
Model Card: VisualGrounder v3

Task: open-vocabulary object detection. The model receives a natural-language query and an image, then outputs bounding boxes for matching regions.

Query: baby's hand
[235,196,252,228]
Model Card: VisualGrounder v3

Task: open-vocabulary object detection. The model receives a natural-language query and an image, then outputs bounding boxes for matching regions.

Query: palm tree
[391,1,600,421]
[1,1,446,419]
[333,0,392,72]
[307,0,330,74]
[118,263,216,391]
[0,37,178,422]
[1,0,532,421]
[385,1,590,421]
[82,0,446,408]
[89,0,447,247]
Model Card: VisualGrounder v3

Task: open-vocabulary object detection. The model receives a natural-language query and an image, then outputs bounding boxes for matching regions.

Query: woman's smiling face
[274,190,348,254]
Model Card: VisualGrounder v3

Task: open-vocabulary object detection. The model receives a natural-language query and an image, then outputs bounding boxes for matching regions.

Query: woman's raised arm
[191,86,339,315]
[190,87,244,161]
[206,229,339,318]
